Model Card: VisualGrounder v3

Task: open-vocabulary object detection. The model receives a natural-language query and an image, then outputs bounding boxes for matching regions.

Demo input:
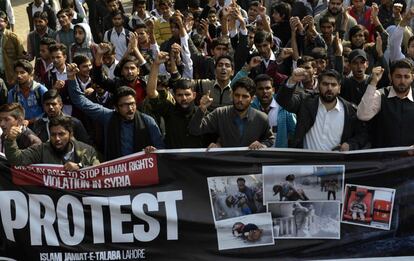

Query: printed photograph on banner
[262,165,345,204]
[207,174,265,223]
[216,213,274,250]
[341,184,395,230]
[267,201,341,239]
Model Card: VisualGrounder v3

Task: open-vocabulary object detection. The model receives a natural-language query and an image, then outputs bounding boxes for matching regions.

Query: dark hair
[172,78,194,92]
[188,0,200,8]
[133,0,146,9]
[271,2,291,21]
[49,43,67,54]
[134,23,147,31]
[42,89,62,104]
[317,69,342,84]
[33,11,49,22]
[297,55,316,67]
[319,15,336,27]
[0,103,25,120]
[249,1,260,8]
[215,55,234,69]
[349,25,369,44]
[113,86,136,105]
[158,0,172,7]
[254,74,273,86]
[237,177,246,183]
[311,47,328,60]
[61,0,75,9]
[254,30,273,45]
[118,56,140,71]
[72,55,90,67]
[211,37,230,50]
[49,116,74,134]
[232,77,256,97]
[14,59,34,75]
[390,59,413,75]
[408,35,414,48]
[57,8,72,18]
[111,9,124,18]
[40,37,57,46]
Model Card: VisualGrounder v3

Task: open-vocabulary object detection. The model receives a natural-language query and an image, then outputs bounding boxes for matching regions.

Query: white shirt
[304,98,345,151]
[2,0,14,25]
[263,51,276,69]
[104,28,128,61]
[266,98,280,129]
[32,2,44,16]
[102,59,119,80]
[51,66,67,81]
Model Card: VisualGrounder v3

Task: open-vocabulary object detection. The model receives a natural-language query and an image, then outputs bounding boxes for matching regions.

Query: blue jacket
[251,94,296,148]
[67,79,164,159]
[8,81,48,120]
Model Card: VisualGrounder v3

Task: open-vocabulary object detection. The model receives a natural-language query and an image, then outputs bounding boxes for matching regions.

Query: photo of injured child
[215,213,274,250]
[208,174,265,223]
[267,201,341,239]
[263,165,345,204]
[341,184,395,230]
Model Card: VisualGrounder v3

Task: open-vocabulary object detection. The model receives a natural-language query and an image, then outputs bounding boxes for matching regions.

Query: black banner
[1,148,414,260]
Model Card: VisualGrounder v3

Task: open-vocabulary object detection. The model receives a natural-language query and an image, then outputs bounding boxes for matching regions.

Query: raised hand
[199,90,214,112]
[97,43,111,54]
[66,63,80,80]
[248,56,262,70]
[375,33,383,57]
[333,32,343,56]
[370,66,385,87]
[288,68,307,85]
[53,80,65,90]
[154,51,169,65]
[278,48,293,60]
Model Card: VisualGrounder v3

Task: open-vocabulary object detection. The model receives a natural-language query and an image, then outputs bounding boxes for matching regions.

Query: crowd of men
[1,0,414,169]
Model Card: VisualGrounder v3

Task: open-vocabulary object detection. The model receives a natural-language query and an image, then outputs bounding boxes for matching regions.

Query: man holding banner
[4,115,99,171]
[189,76,274,149]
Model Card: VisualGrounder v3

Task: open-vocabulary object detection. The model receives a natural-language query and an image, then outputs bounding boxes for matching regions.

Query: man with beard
[314,0,357,40]
[93,43,149,106]
[276,68,368,151]
[193,55,235,111]
[0,103,41,155]
[358,59,414,147]
[340,49,370,105]
[26,11,55,61]
[31,89,90,144]
[4,115,99,171]
[67,63,164,161]
[250,74,296,148]
[189,76,274,149]
[145,52,204,148]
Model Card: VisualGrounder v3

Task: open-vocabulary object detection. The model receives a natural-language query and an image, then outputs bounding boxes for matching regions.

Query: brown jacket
[1,29,26,85]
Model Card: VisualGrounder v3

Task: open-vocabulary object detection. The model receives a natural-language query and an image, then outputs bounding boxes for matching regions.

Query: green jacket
[5,138,100,167]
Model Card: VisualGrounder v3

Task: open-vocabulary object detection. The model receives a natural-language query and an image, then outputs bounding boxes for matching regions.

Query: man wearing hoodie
[69,23,98,62]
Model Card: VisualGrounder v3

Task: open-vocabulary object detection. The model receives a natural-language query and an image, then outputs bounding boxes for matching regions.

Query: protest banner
[0,148,413,260]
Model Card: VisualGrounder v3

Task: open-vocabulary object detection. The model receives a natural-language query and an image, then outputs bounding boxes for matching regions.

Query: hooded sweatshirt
[69,23,97,62]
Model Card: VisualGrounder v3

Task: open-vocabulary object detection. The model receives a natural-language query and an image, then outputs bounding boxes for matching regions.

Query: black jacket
[276,83,369,150]
[26,2,57,31]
